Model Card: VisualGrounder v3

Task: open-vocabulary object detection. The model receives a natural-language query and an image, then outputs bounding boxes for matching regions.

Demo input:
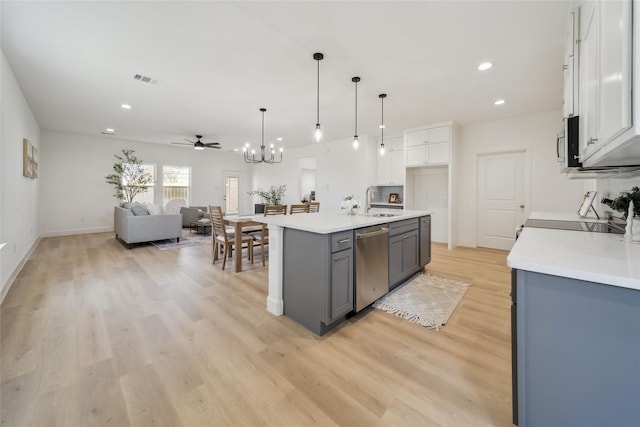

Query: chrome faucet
[365,186,373,214]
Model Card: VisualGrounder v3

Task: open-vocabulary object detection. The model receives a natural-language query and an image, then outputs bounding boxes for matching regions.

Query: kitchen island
[507,226,640,426]
[259,210,431,334]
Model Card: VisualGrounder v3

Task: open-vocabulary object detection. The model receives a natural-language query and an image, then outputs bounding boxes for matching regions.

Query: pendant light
[313,52,324,142]
[379,93,387,156]
[352,76,360,150]
[243,108,283,164]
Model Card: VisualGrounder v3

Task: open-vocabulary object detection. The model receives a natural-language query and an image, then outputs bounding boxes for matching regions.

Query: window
[125,163,155,205]
[163,165,190,206]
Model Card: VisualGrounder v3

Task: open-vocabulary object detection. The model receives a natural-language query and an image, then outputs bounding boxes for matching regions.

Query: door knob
[520,205,525,208]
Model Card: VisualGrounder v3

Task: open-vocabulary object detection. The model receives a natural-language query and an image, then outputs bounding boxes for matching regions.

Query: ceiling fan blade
[172,142,193,146]
[206,145,222,149]
[184,138,196,143]
[203,142,221,147]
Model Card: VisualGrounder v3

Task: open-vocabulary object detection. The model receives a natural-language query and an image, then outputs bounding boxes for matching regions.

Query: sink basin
[369,213,397,217]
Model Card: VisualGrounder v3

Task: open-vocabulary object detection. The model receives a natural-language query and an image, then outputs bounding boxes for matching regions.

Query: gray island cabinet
[283,229,354,335]
[508,227,640,427]
[274,211,431,335]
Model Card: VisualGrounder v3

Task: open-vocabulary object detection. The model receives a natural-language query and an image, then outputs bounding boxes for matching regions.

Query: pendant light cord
[354,80,358,136]
[316,59,320,124]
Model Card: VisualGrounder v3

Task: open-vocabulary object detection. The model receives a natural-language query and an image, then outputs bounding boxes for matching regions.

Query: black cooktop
[524,219,625,234]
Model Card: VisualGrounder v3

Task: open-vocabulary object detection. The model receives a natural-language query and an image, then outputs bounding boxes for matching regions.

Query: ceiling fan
[172,135,221,150]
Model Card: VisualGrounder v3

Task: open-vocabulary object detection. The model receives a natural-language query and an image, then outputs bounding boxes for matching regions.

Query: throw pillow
[130,203,149,216]
[147,204,163,215]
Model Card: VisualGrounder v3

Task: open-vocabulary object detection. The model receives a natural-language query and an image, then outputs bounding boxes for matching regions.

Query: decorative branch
[105,149,154,204]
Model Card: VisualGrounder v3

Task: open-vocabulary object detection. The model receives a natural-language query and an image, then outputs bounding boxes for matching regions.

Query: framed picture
[389,193,400,203]
[578,191,597,217]
[23,139,39,179]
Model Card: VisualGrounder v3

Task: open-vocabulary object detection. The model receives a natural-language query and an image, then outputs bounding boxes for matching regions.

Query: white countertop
[256,210,431,234]
[507,227,640,291]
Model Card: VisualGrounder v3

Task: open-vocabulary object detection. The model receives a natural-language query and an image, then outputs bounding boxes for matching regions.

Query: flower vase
[349,208,358,216]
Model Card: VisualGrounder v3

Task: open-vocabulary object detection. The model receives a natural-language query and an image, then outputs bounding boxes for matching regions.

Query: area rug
[372,273,470,330]
[151,230,211,250]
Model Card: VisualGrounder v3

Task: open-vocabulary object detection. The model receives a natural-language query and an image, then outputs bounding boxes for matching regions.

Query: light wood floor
[1,233,513,427]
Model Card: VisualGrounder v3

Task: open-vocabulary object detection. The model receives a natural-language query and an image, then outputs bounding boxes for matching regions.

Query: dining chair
[289,203,310,214]
[208,205,253,270]
[253,204,287,266]
[308,202,320,213]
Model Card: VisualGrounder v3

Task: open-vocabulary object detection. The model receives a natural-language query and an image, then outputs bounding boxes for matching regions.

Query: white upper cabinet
[579,0,640,167]
[404,124,450,167]
[377,136,405,185]
[563,7,579,118]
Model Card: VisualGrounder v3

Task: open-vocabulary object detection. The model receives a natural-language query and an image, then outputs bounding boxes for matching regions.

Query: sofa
[114,206,182,248]
[180,206,209,227]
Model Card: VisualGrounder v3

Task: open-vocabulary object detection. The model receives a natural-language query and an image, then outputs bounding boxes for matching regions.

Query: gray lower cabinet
[515,270,640,426]
[283,228,353,335]
[388,218,420,290]
[419,215,431,266]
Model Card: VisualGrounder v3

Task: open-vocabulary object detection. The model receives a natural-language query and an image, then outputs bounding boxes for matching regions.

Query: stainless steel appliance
[355,225,389,312]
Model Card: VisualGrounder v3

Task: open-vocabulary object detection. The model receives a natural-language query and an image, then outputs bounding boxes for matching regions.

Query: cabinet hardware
[403,235,410,239]
[337,238,351,244]
[563,64,568,70]
[333,256,338,261]
[587,137,598,146]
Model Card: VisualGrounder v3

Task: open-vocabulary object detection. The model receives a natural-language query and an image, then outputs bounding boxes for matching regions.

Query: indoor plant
[601,186,640,218]
[249,184,287,205]
[105,149,154,204]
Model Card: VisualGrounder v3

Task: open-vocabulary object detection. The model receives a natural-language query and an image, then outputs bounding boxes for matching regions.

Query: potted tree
[105,149,153,204]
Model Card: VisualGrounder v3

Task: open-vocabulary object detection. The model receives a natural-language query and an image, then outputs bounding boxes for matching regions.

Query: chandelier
[243,108,283,164]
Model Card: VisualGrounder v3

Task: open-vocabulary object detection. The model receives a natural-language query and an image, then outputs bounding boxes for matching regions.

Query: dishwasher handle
[355,227,389,239]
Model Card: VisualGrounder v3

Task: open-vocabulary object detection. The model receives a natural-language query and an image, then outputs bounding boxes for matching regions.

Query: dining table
[223,214,263,273]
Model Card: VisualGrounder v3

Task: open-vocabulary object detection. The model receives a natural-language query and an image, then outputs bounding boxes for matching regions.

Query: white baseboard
[1,236,41,305]
[40,226,112,238]
[457,239,476,248]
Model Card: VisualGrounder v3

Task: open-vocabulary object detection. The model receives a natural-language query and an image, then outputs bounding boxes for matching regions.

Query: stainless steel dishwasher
[355,225,389,312]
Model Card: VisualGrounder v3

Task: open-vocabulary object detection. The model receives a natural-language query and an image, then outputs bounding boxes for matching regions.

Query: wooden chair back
[308,202,320,213]
[289,204,309,214]
[208,205,228,242]
[264,205,287,216]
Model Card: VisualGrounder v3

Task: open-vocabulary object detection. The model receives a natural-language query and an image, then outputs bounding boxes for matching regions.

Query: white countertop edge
[256,210,432,234]
[506,257,640,291]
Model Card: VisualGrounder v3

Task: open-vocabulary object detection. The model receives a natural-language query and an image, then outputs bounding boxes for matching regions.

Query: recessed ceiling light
[494,99,506,105]
[106,128,115,133]
[277,137,283,141]
[478,62,493,71]
[121,104,132,110]
[233,148,239,152]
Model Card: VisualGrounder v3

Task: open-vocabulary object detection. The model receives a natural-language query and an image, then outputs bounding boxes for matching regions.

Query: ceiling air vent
[133,74,159,85]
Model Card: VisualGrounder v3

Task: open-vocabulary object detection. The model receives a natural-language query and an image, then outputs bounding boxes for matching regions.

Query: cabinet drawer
[389,218,419,236]
[331,231,353,252]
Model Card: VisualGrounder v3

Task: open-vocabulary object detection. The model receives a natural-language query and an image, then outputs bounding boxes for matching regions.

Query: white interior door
[477,151,528,250]
[224,172,240,215]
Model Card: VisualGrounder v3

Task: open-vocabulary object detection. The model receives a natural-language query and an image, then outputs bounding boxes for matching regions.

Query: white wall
[456,110,589,247]
[250,135,377,213]
[1,51,41,301]
[39,130,253,236]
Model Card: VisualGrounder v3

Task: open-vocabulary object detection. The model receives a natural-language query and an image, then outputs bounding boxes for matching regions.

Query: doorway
[477,150,529,250]
[224,172,240,215]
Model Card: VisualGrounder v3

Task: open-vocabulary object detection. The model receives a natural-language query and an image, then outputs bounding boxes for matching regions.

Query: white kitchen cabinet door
[377,136,405,184]
[580,0,634,165]
[390,150,405,184]
[597,0,632,144]
[563,7,579,118]
[580,2,598,159]
[426,141,450,164]
[405,145,427,166]
[405,130,428,147]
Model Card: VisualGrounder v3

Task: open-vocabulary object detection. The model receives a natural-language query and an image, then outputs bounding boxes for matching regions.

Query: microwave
[557,116,581,168]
